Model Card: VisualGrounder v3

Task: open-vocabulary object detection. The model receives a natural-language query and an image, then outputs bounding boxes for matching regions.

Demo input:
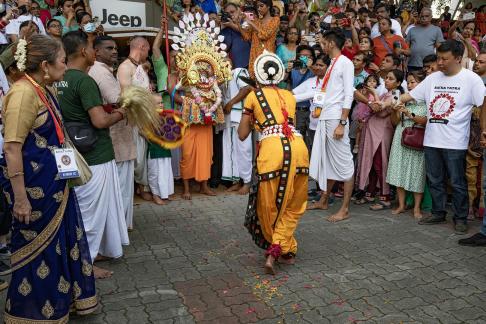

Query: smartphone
[392,90,401,105]
[244,12,254,21]
[462,12,475,21]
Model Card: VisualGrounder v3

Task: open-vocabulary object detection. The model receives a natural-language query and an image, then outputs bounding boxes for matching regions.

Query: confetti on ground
[331,298,346,306]
[246,307,256,314]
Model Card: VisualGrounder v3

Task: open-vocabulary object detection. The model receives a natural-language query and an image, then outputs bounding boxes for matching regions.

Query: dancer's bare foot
[327,209,349,223]
[264,255,276,275]
[93,265,113,279]
[413,209,423,220]
[307,193,328,210]
[200,186,216,196]
[153,195,167,205]
[391,207,406,215]
[168,195,177,201]
[182,191,192,200]
[140,191,153,201]
[279,255,296,265]
[226,183,241,192]
[94,255,111,262]
[238,184,250,195]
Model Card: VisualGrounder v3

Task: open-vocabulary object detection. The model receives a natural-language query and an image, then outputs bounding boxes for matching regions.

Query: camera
[320,21,330,32]
[221,12,231,23]
[393,41,402,49]
[293,59,304,69]
[18,5,28,15]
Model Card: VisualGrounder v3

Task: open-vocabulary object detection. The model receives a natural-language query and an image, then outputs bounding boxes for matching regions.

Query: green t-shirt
[58,69,115,166]
[152,54,172,109]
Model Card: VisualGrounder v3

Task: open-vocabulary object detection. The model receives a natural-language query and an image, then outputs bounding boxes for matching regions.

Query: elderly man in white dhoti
[305,29,356,222]
[117,36,153,202]
[89,35,137,231]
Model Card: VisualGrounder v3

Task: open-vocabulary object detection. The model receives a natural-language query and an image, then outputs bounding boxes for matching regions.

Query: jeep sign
[91,0,146,29]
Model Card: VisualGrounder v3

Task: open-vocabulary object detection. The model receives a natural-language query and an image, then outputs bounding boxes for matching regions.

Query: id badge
[54,148,80,179]
[313,91,326,107]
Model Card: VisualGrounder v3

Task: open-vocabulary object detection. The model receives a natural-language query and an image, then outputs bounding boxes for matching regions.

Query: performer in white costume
[306,30,355,222]
[222,67,253,194]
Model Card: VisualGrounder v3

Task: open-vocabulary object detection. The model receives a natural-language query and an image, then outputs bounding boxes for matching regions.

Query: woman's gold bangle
[8,171,24,179]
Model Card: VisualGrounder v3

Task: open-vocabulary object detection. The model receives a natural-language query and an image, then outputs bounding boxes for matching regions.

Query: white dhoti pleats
[148,158,175,199]
[222,125,252,184]
[133,130,148,186]
[74,160,129,261]
[117,160,135,230]
[309,119,354,191]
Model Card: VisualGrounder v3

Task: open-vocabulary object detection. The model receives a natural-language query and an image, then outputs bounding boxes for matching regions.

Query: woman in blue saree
[0,35,97,323]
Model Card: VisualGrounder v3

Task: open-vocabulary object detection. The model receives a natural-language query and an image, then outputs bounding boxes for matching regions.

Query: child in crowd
[352,74,380,154]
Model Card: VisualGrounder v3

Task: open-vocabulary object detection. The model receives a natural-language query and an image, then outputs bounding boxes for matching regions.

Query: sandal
[369,200,392,211]
[354,193,374,205]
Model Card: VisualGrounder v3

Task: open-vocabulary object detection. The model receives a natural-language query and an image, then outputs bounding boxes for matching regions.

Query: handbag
[63,130,92,187]
[64,121,98,153]
[401,120,425,151]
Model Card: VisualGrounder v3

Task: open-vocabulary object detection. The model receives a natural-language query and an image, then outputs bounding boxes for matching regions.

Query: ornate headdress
[254,51,285,85]
[171,12,231,86]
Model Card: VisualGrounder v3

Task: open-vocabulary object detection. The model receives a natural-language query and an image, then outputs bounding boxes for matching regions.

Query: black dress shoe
[458,233,486,246]
[418,214,446,225]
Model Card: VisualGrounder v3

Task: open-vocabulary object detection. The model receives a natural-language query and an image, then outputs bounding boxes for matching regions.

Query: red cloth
[40,9,52,26]
[342,45,359,60]
[372,35,408,66]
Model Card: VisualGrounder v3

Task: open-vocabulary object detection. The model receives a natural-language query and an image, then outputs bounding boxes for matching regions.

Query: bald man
[117,36,153,207]
[406,7,444,72]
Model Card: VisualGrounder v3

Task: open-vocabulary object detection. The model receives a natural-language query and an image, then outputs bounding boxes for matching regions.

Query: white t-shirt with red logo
[410,68,486,150]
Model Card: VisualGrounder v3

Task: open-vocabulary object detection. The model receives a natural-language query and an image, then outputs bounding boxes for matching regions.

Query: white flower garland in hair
[14,38,28,72]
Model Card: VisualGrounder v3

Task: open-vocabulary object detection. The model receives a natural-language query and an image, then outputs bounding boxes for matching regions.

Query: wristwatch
[339,119,347,126]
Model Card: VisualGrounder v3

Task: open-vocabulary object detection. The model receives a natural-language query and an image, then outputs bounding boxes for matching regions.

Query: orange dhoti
[180,124,213,181]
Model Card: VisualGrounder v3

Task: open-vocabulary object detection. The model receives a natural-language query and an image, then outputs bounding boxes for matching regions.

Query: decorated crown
[171,13,232,86]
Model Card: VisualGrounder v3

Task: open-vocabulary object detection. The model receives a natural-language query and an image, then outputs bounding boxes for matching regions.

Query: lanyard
[24,75,65,145]
[320,54,341,92]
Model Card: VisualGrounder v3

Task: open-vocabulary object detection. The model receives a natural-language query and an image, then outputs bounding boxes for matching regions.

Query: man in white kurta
[222,68,253,194]
[89,36,137,230]
[307,30,355,222]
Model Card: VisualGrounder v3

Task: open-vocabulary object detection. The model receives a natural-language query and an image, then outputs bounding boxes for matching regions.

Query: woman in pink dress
[356,69,404,210]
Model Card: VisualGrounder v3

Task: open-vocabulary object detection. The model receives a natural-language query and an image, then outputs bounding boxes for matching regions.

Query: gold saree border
[4,312,69,324]
[74,296,98,315]
[10,185,69,269]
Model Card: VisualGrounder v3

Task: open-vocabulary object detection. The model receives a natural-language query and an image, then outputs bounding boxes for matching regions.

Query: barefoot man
[308,29,355,222]
[59,31,129,279]
[117,36,153,202]
[222,66,253,195]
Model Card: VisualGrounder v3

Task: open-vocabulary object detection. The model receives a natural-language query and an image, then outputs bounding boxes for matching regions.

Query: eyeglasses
[49,24,62,29]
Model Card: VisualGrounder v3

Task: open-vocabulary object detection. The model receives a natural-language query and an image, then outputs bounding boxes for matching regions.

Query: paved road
[2,191,486,323]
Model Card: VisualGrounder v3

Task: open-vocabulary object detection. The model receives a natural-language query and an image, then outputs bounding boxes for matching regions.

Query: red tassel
[203,115,213,125]
[265,244,282,258]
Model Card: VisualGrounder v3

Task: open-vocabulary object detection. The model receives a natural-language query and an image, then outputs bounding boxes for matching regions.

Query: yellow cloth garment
[244,87,309,255]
